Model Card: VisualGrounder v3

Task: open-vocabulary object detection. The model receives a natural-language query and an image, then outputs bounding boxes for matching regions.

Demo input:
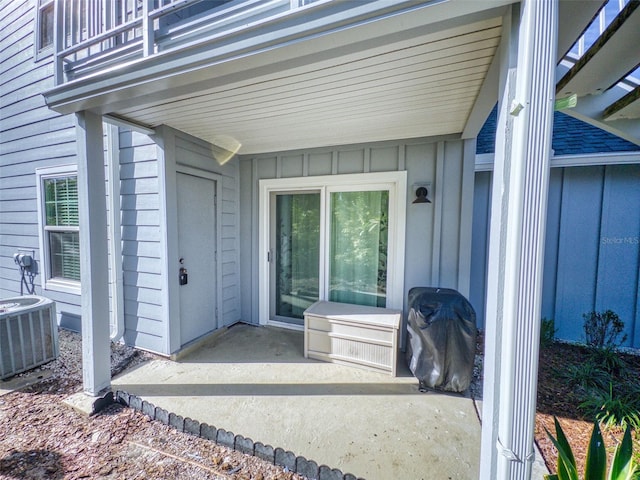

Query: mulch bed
[1,329,638,478]
[0,330,306,480]
[534,341,640,475]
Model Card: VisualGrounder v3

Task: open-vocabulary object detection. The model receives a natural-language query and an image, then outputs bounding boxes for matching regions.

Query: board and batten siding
[470,163,640,348]
[239,136,476,336]
[0,0,82,328]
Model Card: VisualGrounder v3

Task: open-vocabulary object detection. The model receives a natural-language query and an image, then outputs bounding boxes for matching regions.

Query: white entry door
[177,171,217,346]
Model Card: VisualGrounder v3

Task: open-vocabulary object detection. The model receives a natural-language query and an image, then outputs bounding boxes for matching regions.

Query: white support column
[76,110,111,396]
[480,1,557,479]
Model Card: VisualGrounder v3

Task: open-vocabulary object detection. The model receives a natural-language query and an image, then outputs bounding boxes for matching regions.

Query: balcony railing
[53,0,322,85]
[565,0,639,86]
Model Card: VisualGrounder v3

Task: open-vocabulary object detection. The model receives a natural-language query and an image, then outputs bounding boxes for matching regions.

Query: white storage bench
[303,300,401,376]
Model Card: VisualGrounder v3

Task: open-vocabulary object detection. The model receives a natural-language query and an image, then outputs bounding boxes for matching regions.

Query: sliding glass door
[329,190,389,308]
[271,192,321,323]
[270,188,390,324]
[261,172,405,326]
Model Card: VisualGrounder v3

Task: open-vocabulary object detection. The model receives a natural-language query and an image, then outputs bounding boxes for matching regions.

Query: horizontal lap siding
[220,178,240,324]
[119,131,165,352]
[174,134,240,328]
[0,1,81,326]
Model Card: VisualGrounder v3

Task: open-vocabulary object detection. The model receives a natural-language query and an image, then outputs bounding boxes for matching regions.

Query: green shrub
[578,382,640,431]
[590,346,628,376]
[560,360,610,391]
[583,310,627,349]
[545,417,638,480]
[541,317,557,348]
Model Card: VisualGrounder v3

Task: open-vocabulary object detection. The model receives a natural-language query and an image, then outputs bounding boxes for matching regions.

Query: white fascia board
[563,99,640,146]
[475,153,496,171]
[461,40,500,139]
[476,150,640,170]
[44,0,512,115]
[555,62,640,146]
[103,114,155,135]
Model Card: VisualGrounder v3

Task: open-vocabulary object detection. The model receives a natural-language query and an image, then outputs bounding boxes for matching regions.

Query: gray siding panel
[337,149,365,174]
[370,146,400,172]
[554,167,604,342]
[123,327,164,353]
[308,152,333,176]
[469,171,491,326]
[239,159,254,323]
[173,132,241,328]
[0,0,81,327]
[240,136,473,333]
[541,168,563,320]
[119,130,165,352]
[280,154,304,178]
[594,165,640,345]
[471,163,640,347]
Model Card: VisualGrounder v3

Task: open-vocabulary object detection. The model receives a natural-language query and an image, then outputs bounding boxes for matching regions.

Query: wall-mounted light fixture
[412,183,431,204]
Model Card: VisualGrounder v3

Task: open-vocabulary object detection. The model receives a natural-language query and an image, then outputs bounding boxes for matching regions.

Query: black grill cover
[406,287,477,392]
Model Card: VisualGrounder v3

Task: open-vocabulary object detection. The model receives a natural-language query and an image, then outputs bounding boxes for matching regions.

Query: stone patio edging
[114,390,364,480]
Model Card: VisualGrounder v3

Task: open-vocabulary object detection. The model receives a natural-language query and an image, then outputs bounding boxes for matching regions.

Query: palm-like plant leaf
[545,417,579,480]
[608,426,637,480]
[585,421,606,480]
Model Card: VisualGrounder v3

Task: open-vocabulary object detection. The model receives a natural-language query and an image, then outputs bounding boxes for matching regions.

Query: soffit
[113,16,503,154]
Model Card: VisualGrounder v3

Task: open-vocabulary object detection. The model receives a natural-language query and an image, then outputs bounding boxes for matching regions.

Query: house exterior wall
[118,129,165,351]
[239,136,475,333]
[0,0,81,328]
[471,162,640,348]
[171,129,241,330]
[1,1,245,355]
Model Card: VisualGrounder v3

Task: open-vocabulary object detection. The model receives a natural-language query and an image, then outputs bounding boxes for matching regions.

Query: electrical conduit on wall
[106,123,125,342]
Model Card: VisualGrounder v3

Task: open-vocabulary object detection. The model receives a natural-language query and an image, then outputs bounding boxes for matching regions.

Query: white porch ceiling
[115,16,503,154]
[45,0,640,153]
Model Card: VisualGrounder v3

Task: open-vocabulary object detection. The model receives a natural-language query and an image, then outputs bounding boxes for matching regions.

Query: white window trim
[34,0,55,61]
[258,171,407,326]
[36,164,81,295]
[475,151,640,171]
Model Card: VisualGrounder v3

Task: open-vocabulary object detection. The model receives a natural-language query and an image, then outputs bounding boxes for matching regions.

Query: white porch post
[76,110,111,396]
[479,1,557,479]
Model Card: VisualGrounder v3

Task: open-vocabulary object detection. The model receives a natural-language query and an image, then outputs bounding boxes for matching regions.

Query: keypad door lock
[179,267,188,285]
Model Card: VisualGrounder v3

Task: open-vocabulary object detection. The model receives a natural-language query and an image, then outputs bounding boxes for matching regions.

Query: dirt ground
[3,328,639,479]
[533,341,640,476]
[0,330,306,480]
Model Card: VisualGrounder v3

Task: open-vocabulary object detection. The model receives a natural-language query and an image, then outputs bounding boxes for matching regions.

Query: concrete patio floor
[112,323,483,479]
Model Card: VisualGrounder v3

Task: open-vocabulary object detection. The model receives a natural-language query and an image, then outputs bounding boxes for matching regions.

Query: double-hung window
[36,166,81,293]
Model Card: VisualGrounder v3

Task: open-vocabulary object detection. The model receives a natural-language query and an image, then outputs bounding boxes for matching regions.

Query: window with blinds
[43,175,80,282]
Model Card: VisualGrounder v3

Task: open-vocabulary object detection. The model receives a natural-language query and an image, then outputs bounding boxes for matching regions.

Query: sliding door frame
[258,171,407,326]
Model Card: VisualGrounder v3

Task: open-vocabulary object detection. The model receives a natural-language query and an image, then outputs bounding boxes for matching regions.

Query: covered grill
[405,287,476,393]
